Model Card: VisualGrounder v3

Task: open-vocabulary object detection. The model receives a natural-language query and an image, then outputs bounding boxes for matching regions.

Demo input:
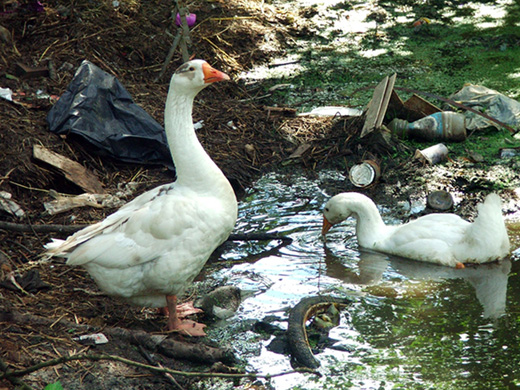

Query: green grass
[260,0,520,164]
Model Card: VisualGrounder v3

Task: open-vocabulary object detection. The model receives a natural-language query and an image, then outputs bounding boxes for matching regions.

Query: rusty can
[414,143,449,164]
[349,160,381,187]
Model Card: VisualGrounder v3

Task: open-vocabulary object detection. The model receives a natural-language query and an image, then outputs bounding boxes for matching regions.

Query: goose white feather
[322,192,510,268]
[44,60,238,335]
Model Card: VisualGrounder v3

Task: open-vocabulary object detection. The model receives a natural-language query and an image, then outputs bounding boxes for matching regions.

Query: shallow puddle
[205,171,520,390]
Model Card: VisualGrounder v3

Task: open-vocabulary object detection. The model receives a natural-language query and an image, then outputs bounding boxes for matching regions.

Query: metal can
[349,160,381,187]
[427,190,454,211]
[414,143,449,164]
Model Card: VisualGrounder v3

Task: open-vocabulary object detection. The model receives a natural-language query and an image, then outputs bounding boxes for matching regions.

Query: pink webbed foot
[168,318,207,337]
[164,295,207,337]
[176,301,203,318]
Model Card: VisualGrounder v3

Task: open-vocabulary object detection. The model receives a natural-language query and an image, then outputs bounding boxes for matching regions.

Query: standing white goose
[322,192,510,268]
[44,60,238,336]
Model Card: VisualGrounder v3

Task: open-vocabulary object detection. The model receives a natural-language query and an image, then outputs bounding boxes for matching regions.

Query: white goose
[44,60,238,336]
[322,192,510,268]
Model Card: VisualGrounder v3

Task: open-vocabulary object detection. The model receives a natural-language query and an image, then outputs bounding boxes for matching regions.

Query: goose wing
[45,183,230,269]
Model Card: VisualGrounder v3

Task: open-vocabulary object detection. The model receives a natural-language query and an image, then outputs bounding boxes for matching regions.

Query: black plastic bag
[47,60,173,168]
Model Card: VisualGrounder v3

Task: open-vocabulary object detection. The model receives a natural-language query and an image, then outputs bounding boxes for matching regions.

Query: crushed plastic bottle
[389,112,466,141]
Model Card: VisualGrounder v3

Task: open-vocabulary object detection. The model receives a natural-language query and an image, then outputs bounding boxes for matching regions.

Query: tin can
[427,190,454,211]
[349,160,381,187]
[414,143,449,164]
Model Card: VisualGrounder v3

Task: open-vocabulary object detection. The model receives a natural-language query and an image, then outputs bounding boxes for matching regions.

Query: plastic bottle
[388,112,466,141]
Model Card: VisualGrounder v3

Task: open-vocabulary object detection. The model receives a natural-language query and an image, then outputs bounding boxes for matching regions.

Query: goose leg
[165,295,207,336]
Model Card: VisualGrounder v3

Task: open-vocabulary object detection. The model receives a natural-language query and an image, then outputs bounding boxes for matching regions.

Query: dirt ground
[1,1,519,389]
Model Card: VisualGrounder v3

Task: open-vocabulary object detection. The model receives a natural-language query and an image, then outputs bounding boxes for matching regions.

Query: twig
[137,345,184,390]
[38,27,124,62]
[7,272,33,296]
[7,181,49,193]
[0,221,84,235]
[154,29,182,82]
[202,37,241,69]
[0,353,318,382]
[0,357,34,390]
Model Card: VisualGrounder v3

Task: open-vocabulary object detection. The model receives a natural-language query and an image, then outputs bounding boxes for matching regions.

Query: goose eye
[189,66,195,71]
[325,207,329,212]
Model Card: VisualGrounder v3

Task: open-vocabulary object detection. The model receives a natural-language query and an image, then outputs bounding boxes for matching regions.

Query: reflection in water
[390,256,512,319]
[323,246,389,285]
[324,245,512,319]
[210,172,520,390]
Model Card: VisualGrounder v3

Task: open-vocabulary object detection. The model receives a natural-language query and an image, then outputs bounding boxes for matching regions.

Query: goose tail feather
[467,194,510,259]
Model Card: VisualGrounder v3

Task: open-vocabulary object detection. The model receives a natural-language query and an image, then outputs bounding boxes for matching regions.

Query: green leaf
[44,381,64,390]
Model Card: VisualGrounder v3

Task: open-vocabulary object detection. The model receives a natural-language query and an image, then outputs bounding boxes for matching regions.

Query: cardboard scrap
[33,144,105,194]
[14,62,50,79]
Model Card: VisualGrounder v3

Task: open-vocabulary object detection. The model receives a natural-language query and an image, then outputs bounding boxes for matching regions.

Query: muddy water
[206,172,520,390]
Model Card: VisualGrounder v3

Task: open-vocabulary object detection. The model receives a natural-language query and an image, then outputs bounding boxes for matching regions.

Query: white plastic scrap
[193,120,204,130]
[74,333,109,345]
[298,106,363,117]
[0,87,13,101]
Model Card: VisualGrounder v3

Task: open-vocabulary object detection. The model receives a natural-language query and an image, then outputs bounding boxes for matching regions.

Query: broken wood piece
[265,106,297,118]
[33,144,105,194]
[361,73,396,137]
[44,190,125,215]
[0,191,25,218]
[14,62,50,79]
[288,143,312,159]
[387,89,405,114]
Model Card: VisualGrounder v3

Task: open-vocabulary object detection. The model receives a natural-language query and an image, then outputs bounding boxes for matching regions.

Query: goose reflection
[323,245,512,319]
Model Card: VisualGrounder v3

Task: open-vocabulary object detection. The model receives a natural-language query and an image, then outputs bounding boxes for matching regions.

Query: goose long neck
[164,91,223,188]
[349,197,387,247]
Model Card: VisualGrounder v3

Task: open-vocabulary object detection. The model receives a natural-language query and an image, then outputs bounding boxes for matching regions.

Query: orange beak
[322,216,333,235]
[202,62,230,84]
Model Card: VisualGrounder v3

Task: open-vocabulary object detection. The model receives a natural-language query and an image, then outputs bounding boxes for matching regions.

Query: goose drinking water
[322,192,510,268]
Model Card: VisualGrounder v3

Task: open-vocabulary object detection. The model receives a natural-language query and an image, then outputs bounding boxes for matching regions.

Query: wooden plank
[361,76,388,137]
[33,145,105,194]
[377,73,396,128]
[361,73,396,137]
